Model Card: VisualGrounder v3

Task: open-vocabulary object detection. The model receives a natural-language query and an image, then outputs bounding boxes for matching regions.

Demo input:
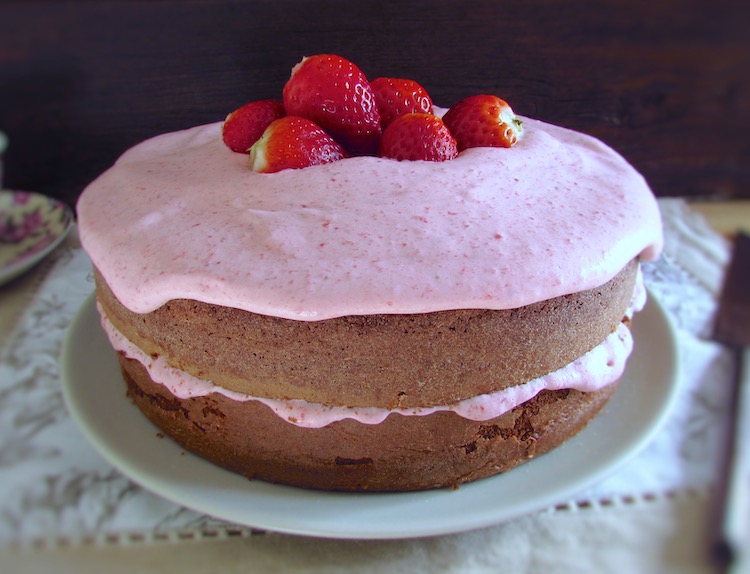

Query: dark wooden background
[1,0,748,209]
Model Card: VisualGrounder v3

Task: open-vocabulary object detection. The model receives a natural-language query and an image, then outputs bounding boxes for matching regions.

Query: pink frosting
[77,117,662,320]
[99,273,641,428]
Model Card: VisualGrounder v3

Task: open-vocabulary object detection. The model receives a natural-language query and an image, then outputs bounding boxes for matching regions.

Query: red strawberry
[249,116,346,173]
[222,99,286,153]
[282,54,381,155]
[442,95,523,151]
[370,77,433,128]
[379,113,458,162]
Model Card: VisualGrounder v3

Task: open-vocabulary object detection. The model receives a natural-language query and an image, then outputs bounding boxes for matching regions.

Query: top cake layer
[77,116,662,320]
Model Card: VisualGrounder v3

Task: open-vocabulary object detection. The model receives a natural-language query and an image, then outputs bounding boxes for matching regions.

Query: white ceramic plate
[61,291,679,540]
[0,190,73,286]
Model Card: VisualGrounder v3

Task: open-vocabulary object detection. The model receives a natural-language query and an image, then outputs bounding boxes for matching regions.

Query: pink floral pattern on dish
[0,190,73,269]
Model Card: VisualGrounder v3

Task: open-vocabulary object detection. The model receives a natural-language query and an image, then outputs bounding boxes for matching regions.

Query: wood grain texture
[0,0,748,207]
[690,200,750,236]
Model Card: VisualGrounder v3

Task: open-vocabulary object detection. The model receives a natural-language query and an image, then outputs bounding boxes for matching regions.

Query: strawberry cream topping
[77,116,662,320]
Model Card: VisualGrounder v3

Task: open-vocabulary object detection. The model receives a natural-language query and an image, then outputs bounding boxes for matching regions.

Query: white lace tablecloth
[0,198,746,573]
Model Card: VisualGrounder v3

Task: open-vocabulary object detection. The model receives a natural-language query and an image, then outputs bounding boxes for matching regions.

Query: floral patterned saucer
[0,190,74,286]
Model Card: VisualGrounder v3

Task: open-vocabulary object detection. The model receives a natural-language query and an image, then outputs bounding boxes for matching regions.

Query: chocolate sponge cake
[97,261,637,491]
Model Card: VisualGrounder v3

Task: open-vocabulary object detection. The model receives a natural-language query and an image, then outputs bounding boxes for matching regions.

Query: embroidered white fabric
[0,199,736,550]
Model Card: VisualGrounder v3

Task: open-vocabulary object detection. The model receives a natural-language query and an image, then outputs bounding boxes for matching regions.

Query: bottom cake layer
[119,354,620,492]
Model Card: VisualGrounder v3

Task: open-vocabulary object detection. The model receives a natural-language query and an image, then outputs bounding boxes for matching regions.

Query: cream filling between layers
[101,271,646,429]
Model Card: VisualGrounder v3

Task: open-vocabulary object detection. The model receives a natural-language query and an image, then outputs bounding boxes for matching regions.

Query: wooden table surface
[690,200,750,236]
[0,0,748,207]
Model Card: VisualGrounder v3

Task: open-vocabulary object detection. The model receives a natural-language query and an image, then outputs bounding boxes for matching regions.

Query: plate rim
[60,289,680,540]
[0,189,74,285]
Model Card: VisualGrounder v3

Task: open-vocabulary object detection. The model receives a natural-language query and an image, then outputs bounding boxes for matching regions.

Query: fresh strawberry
[442,95,523,150]
[222,99,286,153]
[282,54,381,155]
[379,113,458,162]
[248,116,347,173]
[370,77,433,128]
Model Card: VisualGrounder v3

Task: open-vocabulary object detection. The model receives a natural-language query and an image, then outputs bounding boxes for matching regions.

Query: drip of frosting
[97,272,645,429]
[77,116,663,320]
